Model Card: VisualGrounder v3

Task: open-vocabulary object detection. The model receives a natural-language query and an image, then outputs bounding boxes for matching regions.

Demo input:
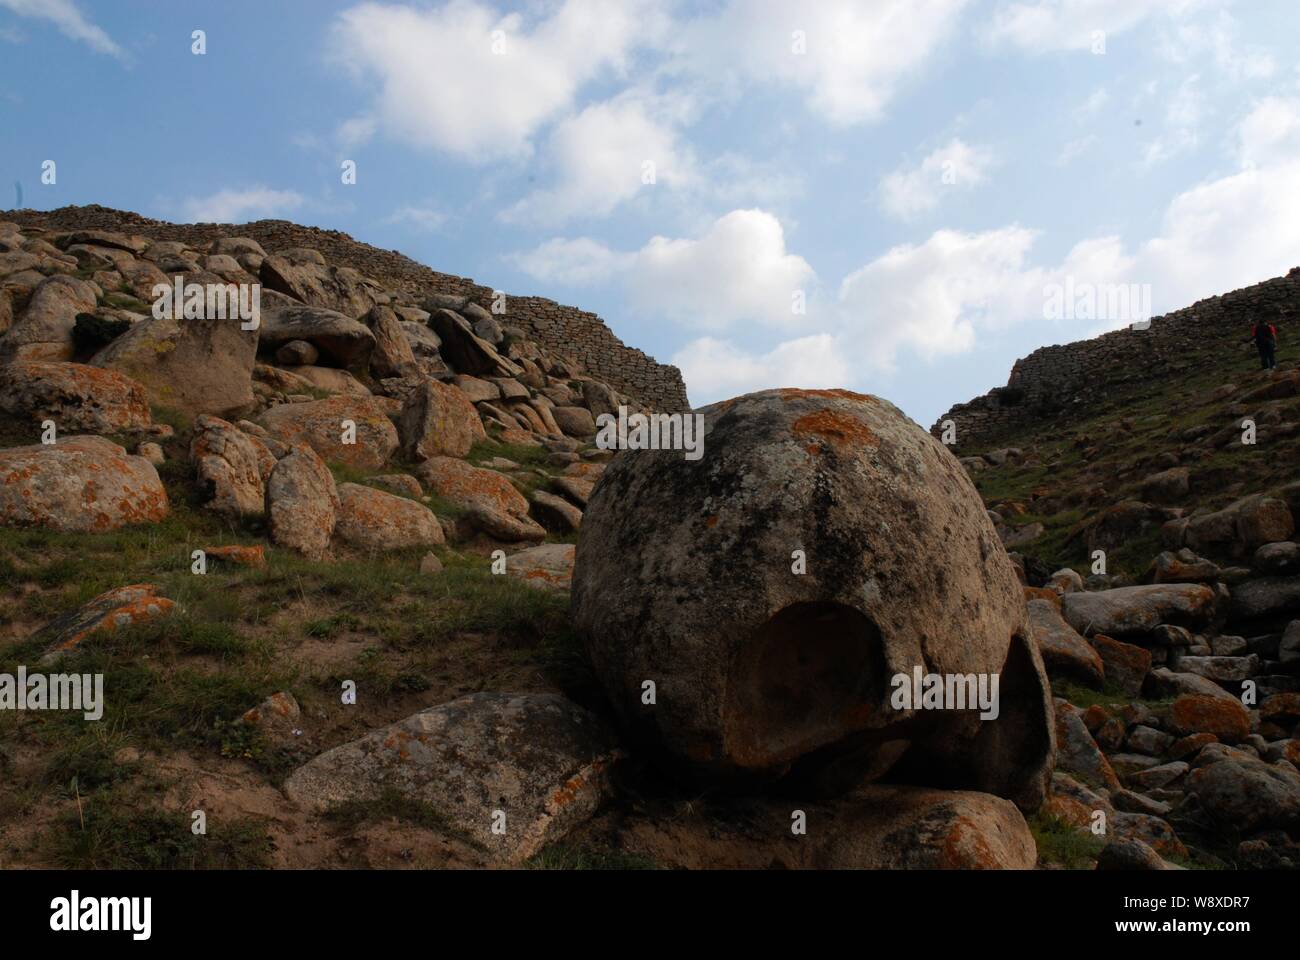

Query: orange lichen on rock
[792,409,879,453]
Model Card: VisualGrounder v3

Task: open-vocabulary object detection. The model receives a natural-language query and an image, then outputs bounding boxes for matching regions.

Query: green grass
[48,792,274,869]
[526,844,659,870]
[1030,811,1107,869]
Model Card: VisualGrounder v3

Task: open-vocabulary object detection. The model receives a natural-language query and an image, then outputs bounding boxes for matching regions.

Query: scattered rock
[0,360,151,433]
[0,436,168,532]
[266,444,340,560]
[414,456,546,542]
[32,584,175,661]
[283,693,620,864]
[334,482,444,552]
[1168,694,1250,743]
[505,543,575,591]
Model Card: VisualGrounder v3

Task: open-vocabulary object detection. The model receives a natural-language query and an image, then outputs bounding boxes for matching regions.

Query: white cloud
[383,205,448,232]
[1057,135,1097,164]
[511,209,814,329]
[986,0,1224,52]
[501,91,696,225]
[668,0,973,126]
[331,0,664,161]
[671,334,851,402]
[180,187,305,224]
[878,139,995,220]
[1140,74,1203,167]
[0,0,126,60]
[508,237,632,286]
[837,227,1043,370]
[1236,96,1300,169]
[1155,10,1275,80]
[628,210,815,330]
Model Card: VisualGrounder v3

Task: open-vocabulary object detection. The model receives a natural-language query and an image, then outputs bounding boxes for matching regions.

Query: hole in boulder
[725,601,885,769]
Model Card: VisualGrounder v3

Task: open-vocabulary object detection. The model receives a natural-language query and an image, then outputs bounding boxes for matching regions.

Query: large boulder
[427,308,518,377]
[1185,755,1300,834]
[0,275,98,361]
[90,312,259,419]
[1060,584,1218,637]
[396,378,487,460]
[414,456,546,542]
[572,388,1054,809]
[266,443,340,560]
[363,305,418,379]
[0,360,151,433]
[1231,576,1300,622]
[258,302,375,369]
[259,251,384,317]
[0,436,168,532]
[257,395,399,471]
[1027,598,1105,689]
[333,482,444,551]
[283,693,620,864]
[191,415,277,520]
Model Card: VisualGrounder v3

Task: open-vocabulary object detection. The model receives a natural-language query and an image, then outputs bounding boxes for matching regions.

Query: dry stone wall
[932,268,1300,451]
[6,205,690,412]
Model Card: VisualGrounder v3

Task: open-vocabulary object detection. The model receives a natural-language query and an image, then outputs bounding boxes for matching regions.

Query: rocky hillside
[1,207,1298,872]
[928,272,1300,869]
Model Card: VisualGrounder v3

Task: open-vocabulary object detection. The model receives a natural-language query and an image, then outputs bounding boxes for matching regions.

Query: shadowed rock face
[572,388,1055,810]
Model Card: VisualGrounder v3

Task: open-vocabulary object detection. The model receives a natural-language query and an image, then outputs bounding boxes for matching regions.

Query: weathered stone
[258,395,399,470]
[1055,701,1120,791]
[573,388,1054,808]
[0,360,151,433]
[530,489,582,534]
[0,436,168,532]
[191,415,277,520]
[1231,576,1300,621]
[427,309,514,376]
[283,693,620,864]
[1061,584,1218,637]
[91,311,259,419]
[1175,654,1259,683]
[1145,667,1241,703]
[413,456,546,543]
[1168,694,1250,743]
[1091,635,1152,697]
[0,275,98,361]
[1185,755,1300,834]
[451,375,500,403]
[32,583,174,662]
[274,339,319,366]
[334,482,444,552]
[1096,838,1170,870]
[266,444,340,560]
[1127,725,1175,757]
[364,305,417,379]
[1028,598,1105,689]
[1148,550,1220,584]
[504,543,575,591]
[288,365,371,396]
[396,378,487,461]
[259,303,375,368]
[364,473,422,499]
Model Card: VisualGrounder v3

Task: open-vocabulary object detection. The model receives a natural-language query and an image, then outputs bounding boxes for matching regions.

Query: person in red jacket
[1247,316,1278,369]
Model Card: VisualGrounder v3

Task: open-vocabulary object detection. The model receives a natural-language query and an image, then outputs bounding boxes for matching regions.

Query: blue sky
[3,0,1300,426]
